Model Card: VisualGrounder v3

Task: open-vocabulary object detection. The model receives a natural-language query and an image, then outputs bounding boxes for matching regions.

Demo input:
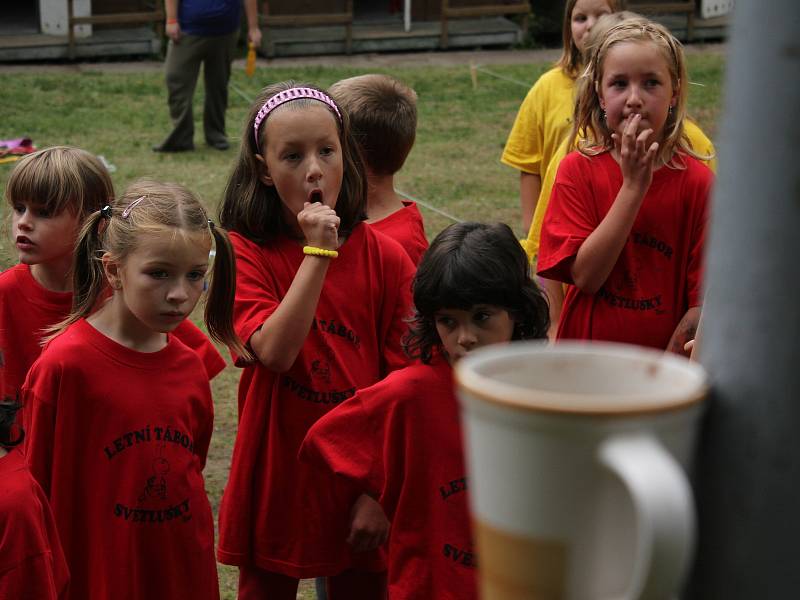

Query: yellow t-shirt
[524,119,717,262]
[501,67,575,177]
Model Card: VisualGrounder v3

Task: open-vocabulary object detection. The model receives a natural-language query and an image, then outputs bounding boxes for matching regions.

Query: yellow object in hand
[245,42,256,77]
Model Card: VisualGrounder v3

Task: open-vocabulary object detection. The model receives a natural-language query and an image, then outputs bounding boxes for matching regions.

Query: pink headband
[253,87,342,152]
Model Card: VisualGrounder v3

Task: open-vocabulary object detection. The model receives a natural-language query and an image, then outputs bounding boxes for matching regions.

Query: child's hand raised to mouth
[298,201,340,250]
[612,113,659,196]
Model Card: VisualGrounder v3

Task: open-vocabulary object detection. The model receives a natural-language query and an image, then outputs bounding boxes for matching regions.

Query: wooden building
[0,0,162,61]
[0,0,731,62]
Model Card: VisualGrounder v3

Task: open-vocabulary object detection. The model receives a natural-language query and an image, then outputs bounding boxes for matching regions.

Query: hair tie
[253,87,342,153]
[122,196,145,219]
[100,205,113,219]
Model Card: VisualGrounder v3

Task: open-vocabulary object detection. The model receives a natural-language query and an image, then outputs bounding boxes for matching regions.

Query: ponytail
[46,208,110,341]
[205,222,251,361]
[42,180,248,359]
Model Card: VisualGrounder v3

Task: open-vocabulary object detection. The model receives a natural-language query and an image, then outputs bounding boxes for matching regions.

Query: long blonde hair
[572,19,706,167]
[53,179,248,358]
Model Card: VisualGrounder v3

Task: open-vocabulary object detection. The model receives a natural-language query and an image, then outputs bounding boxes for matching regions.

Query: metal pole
[686,0,800,597]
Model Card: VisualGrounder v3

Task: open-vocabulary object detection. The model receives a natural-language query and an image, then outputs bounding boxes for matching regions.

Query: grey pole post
[686,1,800,597]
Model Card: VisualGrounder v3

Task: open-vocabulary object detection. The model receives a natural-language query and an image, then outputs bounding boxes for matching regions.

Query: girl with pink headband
[217,81,415,599]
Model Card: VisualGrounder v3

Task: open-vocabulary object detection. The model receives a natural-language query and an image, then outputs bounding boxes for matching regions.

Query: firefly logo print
[139,445,170,503]
[110,428,195,524]
[310,359,332,384]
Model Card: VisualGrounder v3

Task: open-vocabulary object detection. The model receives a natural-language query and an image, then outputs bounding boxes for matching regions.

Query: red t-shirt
[538,151,711,349]
[22,319,219,600]
[0,448,69,600]
[217,223,414,578]
[301,357,477,600]
[369,201,428,265]
[0,264,226,405]
[0,264,71,400]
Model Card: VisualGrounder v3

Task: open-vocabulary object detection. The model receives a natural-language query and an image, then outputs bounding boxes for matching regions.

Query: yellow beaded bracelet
[303,245,338,259]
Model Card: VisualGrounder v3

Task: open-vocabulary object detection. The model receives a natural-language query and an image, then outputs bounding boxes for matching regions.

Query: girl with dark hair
[24,180,244,600]
[301,222,549,600]
[0,351,69,599]
[217,82,415,598]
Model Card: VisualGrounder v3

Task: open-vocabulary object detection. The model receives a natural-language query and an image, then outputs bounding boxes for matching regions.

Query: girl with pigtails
[217,82,415,599]
[23,179,245,600]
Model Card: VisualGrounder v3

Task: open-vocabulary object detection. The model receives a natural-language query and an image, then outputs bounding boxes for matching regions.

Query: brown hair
[329,74,418,176]
[219,81,367,244]
[55,179,248,358]
[556,0,620,79]
[5,145,113,218]
[573,19,707,167]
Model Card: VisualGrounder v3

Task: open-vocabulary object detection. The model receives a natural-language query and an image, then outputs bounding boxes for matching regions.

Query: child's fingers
[623,114,640,141]
[346,528,378,553]
[619,114,640,157]
[645,141,659,165]
[345,528,359,548]
[299,204,338,224]
[635,127,651,145]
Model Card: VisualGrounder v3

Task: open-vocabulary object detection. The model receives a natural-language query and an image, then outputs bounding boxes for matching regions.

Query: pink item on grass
[0,138,36,156]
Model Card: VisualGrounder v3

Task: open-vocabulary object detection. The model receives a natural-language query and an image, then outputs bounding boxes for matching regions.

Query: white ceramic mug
[455,341,708,600]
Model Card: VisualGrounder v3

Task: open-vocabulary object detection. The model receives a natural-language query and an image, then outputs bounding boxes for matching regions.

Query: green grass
[0,49,725,599]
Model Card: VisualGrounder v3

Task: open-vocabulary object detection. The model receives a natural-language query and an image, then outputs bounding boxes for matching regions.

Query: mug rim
[455,341,708,416]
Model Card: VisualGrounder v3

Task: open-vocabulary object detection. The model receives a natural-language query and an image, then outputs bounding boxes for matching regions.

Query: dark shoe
[207,140,230,151]
[152,143,194,153]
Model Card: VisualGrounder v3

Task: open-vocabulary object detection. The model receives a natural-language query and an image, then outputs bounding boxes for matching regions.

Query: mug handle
[598,433,695,599]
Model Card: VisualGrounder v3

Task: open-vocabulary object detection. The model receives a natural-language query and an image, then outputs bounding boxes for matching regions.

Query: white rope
[396,189,463,223]
[472,65,533,89]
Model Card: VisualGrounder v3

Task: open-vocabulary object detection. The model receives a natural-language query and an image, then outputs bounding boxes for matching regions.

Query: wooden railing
[262,0,354,57]
[621,1,696,40]
[66,0,163,59]
[440,0,531,49]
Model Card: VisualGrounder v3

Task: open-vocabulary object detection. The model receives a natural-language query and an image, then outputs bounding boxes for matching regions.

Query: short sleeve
[684,118,716,173]
[537,153,598,283]
[229,233,282,364]
[172,319,226,380]
[501,82,547,175]
[526,135,574,262]
[300,392,384,496]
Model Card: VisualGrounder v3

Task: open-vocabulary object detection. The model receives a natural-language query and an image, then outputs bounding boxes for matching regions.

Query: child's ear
[254,154,274,187]
[101,252,122,290]
[595,80,605,110]
[671,78,680,108]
